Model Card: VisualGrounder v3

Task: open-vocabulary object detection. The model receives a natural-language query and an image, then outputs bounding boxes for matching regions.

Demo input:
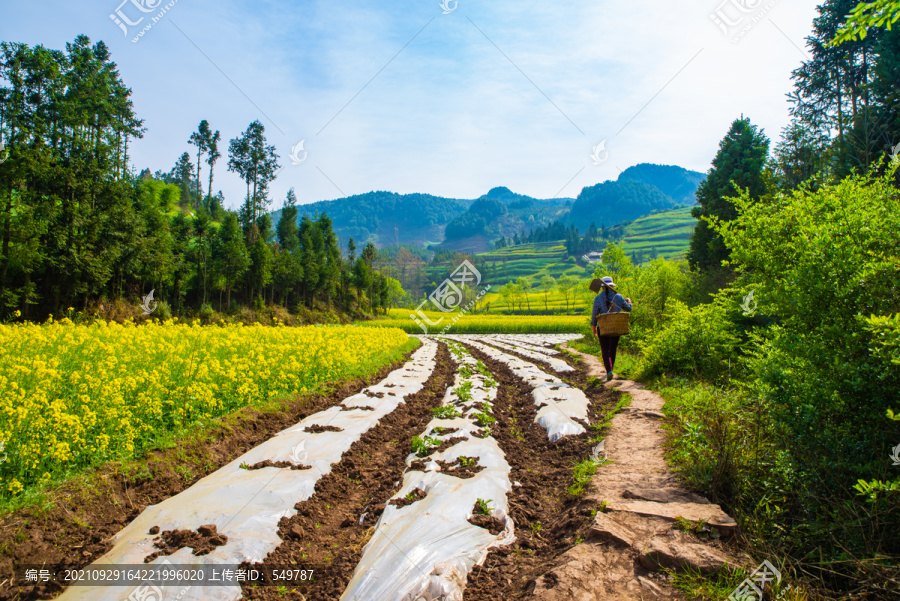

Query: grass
[568,457,606,496]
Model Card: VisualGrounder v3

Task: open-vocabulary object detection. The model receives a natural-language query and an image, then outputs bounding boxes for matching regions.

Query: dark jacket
[590,287,632,327]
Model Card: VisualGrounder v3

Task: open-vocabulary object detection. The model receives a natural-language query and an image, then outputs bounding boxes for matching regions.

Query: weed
[568,457,604,496]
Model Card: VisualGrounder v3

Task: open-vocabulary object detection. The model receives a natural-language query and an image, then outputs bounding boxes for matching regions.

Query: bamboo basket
[596,311,630,336]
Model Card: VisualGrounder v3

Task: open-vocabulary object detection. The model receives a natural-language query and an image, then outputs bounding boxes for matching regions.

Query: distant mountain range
[275,163,704,252]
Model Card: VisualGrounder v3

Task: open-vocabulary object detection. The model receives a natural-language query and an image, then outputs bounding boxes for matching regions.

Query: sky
[1,0,823,210]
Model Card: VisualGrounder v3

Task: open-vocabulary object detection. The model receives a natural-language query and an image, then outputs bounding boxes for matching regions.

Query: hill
[272,191,469,248]
[567,163,704,231]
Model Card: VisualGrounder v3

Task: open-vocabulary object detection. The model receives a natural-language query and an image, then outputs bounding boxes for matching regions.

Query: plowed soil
[239,343,456,601]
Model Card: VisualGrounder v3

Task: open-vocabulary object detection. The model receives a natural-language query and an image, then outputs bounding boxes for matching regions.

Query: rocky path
[526,345,738,601]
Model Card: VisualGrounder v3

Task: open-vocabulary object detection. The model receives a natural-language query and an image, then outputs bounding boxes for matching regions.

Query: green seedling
[459,364,473,379]
[239,462,250,470]
[411,435,441,457]
[432,426,449,435]
[458,456,478,468]
[431,405,462,420]
[474,498,493,515]
[454,381,473,402]
[473,412,496,428]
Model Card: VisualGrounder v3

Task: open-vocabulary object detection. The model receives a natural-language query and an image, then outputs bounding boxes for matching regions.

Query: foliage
[411,436,441,458]
[474,498,493,515]
[833,0,900,43]
[568,457,603,496]
[430,405,462,420]
[635,300,739,382]
[687,117,770,273]
[0,321,412,499]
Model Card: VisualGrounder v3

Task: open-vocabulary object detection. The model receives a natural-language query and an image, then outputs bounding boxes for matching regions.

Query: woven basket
[596,311,630,336]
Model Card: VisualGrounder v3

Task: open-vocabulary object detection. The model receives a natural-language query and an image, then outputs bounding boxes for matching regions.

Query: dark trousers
[597,335,620,373]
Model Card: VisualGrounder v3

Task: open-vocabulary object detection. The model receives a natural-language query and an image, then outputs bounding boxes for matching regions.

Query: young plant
[458,456,478,468]
[568,457,604,496]
[459,364,473,379]
[473,412,496,428]
[474,498,493,515]
[454,380,473,402]
[430,405,461,420]
[411,435,441,458]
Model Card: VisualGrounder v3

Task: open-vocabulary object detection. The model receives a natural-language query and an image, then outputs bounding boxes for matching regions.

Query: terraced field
[621,207,696,263]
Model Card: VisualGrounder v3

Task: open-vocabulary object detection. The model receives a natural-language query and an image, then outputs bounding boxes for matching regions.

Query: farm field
[360,308,593,333]
[6,333,635,601]
[621,206,696,263]
[437,241,593,286]
[0,321,413,501]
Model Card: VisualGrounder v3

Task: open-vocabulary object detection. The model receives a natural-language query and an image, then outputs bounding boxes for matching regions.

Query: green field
[359,308,591,334]
[472,242,592,286]
[621,207,696,263]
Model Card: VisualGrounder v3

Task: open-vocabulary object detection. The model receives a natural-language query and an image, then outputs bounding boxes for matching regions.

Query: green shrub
[636,299,739,382]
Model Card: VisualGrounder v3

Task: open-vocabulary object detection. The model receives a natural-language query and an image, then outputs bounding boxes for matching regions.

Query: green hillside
[621,207,696,264]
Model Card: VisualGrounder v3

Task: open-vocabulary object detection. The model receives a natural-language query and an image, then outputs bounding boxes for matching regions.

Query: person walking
[590,276,632,381]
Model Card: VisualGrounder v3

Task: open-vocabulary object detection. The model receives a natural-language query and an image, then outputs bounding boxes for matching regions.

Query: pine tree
[688,117,770,273]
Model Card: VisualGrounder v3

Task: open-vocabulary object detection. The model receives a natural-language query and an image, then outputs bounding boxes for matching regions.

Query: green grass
[360,309,590,333]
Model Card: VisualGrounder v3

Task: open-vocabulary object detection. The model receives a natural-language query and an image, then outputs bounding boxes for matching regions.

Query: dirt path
[523,345,740,601]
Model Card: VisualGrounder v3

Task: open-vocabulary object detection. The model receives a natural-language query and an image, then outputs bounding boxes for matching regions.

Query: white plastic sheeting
[473,336,573,373]
[56,339,438,601]
[342,340,514,601]
[450,335,590,442]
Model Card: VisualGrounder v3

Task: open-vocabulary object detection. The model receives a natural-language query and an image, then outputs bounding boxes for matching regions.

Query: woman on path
[590,276,632,381]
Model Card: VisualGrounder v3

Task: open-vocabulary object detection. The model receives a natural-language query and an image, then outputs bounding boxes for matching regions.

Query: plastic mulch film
[451,336,589,442]
[341,340,514,601]
[472,336,573,373]
[56,339,438,601]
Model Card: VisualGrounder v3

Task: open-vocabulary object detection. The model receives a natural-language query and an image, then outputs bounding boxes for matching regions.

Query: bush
[636,299,740,382]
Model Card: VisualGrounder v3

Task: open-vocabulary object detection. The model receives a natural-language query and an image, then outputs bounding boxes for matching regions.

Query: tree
[687,117,769,273]
[212,212,250,310]
[189,120,221,203]
[173,152,195,207]
[516,276,532,312]
[205,128,221,207]
[540,275,556,311]
[833,0,900,43]
[227,120,280,227]
[556,274,578,313]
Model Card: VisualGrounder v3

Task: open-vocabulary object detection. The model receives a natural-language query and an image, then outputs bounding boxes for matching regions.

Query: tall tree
[688,117,770,273]
[227,120,280,229]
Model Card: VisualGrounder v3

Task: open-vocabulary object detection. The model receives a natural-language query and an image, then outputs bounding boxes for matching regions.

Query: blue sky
[2,0,821,210]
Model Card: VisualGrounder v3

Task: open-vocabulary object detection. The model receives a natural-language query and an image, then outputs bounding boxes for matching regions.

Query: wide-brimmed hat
[589,276,616,292]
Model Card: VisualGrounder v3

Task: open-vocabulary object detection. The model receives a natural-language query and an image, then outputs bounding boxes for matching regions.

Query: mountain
[567,163,704,230]
[272,191,468,248]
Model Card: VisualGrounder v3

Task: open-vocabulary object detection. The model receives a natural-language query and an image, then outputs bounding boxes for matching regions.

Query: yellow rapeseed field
[360,309,589,334]
[0,320,411,499]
